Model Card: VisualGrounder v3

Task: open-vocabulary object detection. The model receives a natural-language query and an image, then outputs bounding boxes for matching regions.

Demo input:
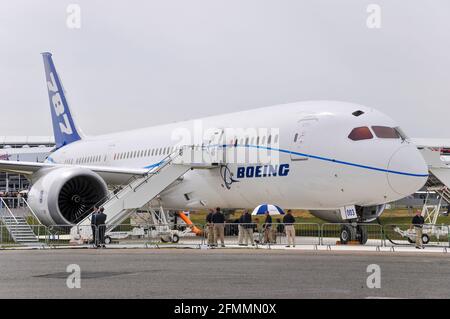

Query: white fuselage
[47,101,428,211]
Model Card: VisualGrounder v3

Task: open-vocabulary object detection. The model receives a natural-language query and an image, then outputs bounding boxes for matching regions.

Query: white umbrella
[252,204,285,216]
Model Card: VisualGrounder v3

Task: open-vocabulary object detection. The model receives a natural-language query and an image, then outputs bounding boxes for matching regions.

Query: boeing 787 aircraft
[0,53,429,243]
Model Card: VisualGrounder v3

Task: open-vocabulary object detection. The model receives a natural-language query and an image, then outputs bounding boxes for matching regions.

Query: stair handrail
[21,198,43,225]
[70,158,165,225]
[130,149,185,192]
[438,187,450,204]
[0,197,18,224]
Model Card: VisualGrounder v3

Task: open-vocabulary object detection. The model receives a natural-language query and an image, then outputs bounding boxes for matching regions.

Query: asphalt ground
[1,248,449,299]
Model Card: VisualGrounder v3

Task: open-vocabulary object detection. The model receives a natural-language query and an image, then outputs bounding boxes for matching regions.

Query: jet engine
[27,167,108,226]
[309,204,386,223]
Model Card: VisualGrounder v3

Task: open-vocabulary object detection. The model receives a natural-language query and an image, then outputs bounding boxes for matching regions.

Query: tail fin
[42,52,83,149]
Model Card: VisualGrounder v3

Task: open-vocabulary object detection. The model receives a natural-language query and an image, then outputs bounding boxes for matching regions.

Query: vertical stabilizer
[42,52,83,148]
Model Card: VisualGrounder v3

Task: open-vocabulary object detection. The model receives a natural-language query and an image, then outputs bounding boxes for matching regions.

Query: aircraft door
[203,128,225,164]
[290,117,319,161]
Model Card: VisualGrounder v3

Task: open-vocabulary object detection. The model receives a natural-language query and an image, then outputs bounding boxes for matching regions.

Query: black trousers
[98,225,106,245]
[91,226,97,244]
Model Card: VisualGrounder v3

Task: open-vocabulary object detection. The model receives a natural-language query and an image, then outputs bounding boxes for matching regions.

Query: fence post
[319,223,323,246]
[448,225,450,248]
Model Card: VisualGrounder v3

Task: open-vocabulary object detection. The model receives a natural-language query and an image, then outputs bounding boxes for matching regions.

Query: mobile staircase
[71,145,222,242]
[0,197,42,245]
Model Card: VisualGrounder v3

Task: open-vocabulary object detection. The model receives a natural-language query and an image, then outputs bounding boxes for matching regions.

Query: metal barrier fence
[1,222,450,249]
[203,223,260,247]
[104,223,204,247]
[382,224,450,247]
[45,225,94,247]
[0,224,48,248]
[0,225,19,247]
[201,223,321,247]
[265,223,321,247]
[321,223,384,247]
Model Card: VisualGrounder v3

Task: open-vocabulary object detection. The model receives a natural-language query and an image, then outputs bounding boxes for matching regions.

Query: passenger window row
[65,134,281,165]
[66,146,177,165]
[235,134,279,146]
[73,154,104,165]
[114,146,176,161]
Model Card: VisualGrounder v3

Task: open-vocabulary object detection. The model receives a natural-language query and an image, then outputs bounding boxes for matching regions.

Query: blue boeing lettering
[236,164,290,179]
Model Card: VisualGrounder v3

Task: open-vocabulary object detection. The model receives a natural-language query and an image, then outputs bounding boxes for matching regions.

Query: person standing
[412,210,425,249]
[263,211,273,244]
[238,212,245,245]
[206,209,214,247]
[283,210,296,247]
[241,210,254,246]
[212,207,225,247]
[95,207,107,248]
[90,206,98,246]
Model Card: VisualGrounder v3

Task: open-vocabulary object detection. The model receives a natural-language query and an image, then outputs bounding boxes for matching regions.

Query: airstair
[419,170,450,225]
[71,145,222,242]
[426,172,450,205]
[0,197,41,244]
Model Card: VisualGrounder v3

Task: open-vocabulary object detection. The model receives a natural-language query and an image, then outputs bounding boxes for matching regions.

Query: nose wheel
[340,224,368,245]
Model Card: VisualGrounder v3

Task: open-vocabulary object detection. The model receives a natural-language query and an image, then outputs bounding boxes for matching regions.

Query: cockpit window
[371,126,400,139]
[394,127,408,140]
[348,127,373,141]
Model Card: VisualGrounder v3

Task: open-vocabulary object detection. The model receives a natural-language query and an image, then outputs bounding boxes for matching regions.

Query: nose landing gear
[340,224,368,245]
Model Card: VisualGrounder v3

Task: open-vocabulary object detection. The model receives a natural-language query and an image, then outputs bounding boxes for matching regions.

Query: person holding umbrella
[252,204,285,245]
[263,211,273,244]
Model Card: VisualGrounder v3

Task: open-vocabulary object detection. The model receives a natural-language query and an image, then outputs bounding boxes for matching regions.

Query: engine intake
[28,167,108,226]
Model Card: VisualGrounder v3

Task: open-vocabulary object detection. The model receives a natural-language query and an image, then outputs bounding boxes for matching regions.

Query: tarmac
[1,247,450,299]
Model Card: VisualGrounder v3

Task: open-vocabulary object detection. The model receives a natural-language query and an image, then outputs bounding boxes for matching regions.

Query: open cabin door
[203,128,225,164]
[290,117,319,161]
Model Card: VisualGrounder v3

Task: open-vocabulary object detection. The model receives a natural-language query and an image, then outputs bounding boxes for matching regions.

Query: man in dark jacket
[90,206,98,246]
[283,210,296,247]
[411,210,425,249]
[95,207,107,248]
[212,207,225,247]
[206,209,214,247]
[240,210,254,246]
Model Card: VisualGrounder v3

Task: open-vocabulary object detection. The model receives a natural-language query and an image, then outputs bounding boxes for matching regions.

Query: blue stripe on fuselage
[142,144,429,178]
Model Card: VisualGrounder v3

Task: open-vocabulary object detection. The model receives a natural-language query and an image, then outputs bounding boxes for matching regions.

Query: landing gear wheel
[340,225,356,244]
[171,234,180,243]
[104,236,112,245]
[160,236,171,243]
[422,234,430,245]
[356,226,368,245]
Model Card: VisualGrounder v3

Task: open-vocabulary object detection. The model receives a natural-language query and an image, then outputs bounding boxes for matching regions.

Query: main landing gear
[339,224,368,245]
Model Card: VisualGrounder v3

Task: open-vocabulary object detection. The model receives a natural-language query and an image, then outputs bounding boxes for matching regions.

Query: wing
[411,138,450,172]
[411,138,450,148]
[0,160,149,185]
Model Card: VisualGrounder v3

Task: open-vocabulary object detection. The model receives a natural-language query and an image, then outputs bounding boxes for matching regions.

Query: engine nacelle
[28,167,108,226]
[309,204,386,223]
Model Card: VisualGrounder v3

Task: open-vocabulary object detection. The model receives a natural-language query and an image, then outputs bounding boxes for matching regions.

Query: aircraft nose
[387,145,429,196]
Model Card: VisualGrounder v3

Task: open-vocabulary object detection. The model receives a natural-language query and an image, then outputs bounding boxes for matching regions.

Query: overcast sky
[0,0,449,137]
